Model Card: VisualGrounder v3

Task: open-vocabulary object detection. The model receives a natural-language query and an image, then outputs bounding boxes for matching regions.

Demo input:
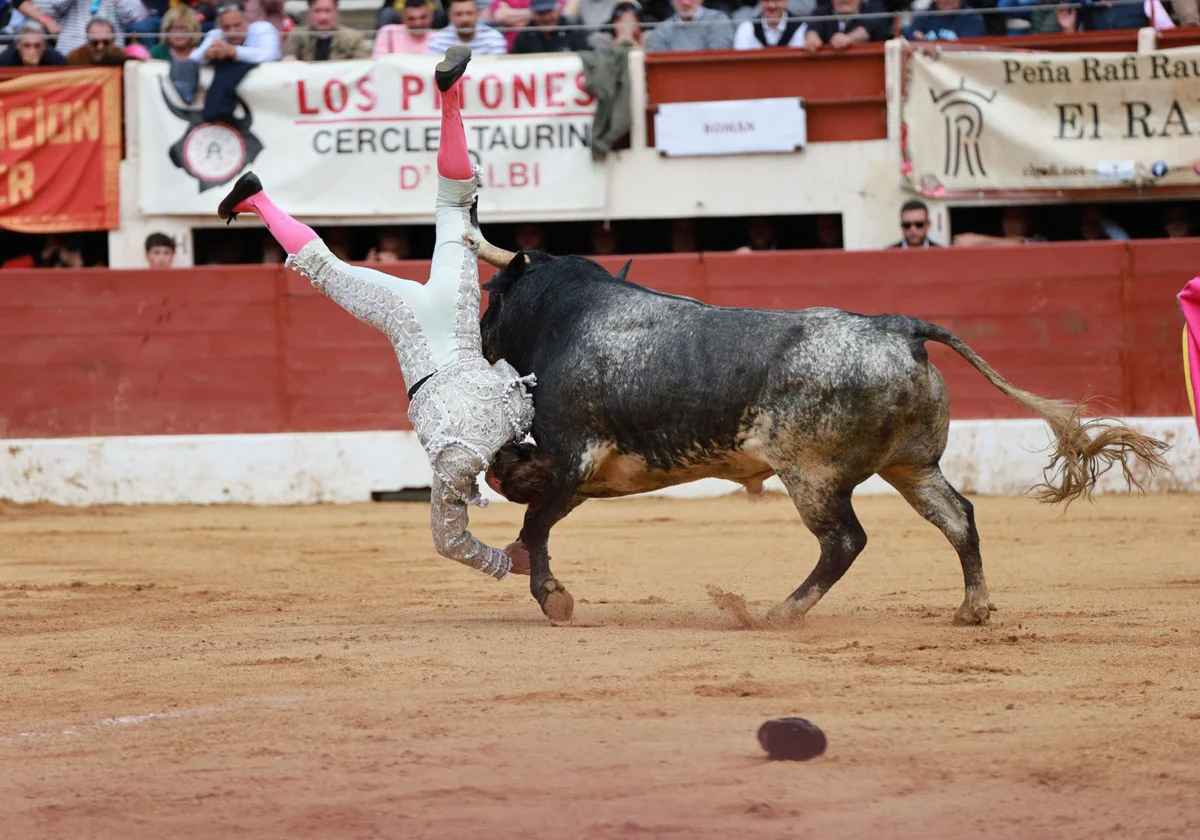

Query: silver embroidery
[284,174,532,580]
[288,239,439,385]
[409,357,537,579]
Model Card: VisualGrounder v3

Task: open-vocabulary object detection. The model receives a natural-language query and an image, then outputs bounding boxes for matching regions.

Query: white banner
[900,44,1200,196]
[136,53,605,218]
[653,97,806,157]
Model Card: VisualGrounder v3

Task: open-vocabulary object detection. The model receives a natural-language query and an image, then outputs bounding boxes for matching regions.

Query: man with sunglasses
[64,16,131,62]
[890,198,940,249]
[216,46,537,581]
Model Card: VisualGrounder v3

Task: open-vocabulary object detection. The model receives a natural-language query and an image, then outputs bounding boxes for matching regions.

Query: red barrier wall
[1,241,1194,439]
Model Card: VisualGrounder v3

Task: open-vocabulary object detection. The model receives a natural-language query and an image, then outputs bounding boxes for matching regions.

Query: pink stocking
[237,192,317,255]
[437,82,472,181]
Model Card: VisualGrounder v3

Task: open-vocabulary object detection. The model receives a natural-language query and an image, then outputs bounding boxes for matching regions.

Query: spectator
[0,20,67,64]
[1163,203,1194,239]
[244,0,285,33]
[735,216,777,251]
[282,0,369,60]
[375,0,439,29]
[904,0,984,39]
[190,2,280,123]
[515,222,547,251]
[484,0,532,51]
[670,218,696,251]
[260,235,285,263]
[373,0,435,53]
[644,0,734,51]
[38,234,86,267]
[953,206,1046,246]
[733,0,807,47]
[1078,204,1128,241]
[0,0,60,35]
[149,5,201,60]
[66,17,133,63]
[144,232,176,267]
[589,220,619,254]
[366,228,411,261]
[33,0,149,54]
[1082,0,1147,30]
[512,0,589,51]
[586,0,644,47]
[889,198,939,248]
[1172,0,1199,25]
[426,0,508,53]
[815,213,842,248]
[803,0,890,50]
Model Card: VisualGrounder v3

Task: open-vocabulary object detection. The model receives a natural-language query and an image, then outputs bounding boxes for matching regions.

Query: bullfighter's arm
[428,447,512,580]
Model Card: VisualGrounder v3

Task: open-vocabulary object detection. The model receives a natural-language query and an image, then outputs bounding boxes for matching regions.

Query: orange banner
[0,68,121,233]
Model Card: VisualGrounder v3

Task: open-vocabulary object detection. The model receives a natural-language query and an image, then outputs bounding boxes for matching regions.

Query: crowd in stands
[0,201,1193,269]
[2,0,1198,75]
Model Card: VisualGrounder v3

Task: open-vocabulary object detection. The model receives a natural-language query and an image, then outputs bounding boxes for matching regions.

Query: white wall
[3,419,1196,506]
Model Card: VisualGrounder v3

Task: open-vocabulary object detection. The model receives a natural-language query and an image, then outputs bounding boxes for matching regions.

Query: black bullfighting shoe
[435,45,472,92]
[217,171,263,224]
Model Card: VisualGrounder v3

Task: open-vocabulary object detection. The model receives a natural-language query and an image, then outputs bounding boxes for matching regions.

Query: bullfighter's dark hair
[487,442,557,505]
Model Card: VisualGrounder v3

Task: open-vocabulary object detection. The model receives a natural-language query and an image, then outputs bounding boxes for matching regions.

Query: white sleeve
[787,22,808,46]
[189,29,217,62]
[234,22,281,64]
[733,20,760,50]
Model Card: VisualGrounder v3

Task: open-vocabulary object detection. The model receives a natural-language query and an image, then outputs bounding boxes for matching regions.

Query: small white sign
[654,98,806,157]
[1096,160,1136,180]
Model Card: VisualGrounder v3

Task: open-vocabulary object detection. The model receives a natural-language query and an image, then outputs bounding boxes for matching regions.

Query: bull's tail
[910,319,1170,505]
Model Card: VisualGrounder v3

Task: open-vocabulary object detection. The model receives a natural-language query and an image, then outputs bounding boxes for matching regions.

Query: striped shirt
[425,22,507,55]
[34,0,149,54]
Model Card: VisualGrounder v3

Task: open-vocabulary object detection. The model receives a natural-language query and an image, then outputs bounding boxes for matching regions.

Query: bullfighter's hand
[504,540,531,575]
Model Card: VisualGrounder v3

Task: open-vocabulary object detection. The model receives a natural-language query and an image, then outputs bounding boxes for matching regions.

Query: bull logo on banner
[930,79,996,178]
[160,78,264,192]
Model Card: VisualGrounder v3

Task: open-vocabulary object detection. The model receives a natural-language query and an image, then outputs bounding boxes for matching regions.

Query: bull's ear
[614,259,633,281]
[481,250,530,293]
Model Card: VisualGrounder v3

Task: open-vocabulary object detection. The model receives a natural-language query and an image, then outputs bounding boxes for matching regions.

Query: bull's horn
[614,259,633,281]
[465,230,517,269]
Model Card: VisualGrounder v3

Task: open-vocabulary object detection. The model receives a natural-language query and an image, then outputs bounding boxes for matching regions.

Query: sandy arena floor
[2,493,1199,839]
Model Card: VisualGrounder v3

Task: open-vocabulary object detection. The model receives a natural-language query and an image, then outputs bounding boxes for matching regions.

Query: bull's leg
[519,490,584,624]
[881,465,995,626]
[766,467,868,624]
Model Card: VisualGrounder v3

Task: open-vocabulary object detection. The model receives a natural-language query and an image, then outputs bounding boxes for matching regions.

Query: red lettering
[355,75,377,112]
[513,74,537,109]
[546,72,565,108]
[479,74,503,110]
[572,72,595,107]
[324,80,348,113]
[296,80,319,115]
[510,162,529,188]
[401,75,424,111]
[399,165,421,190]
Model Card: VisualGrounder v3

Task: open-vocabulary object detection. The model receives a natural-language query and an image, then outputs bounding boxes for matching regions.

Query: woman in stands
[217,46,535,581]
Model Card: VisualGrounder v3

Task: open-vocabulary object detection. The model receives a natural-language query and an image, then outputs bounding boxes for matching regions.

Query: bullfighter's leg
[518,485,582,624]
[881,465,995,626]
[765,466,868,624]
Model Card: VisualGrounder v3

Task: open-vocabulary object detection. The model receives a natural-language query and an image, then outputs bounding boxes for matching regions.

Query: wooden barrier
[1,241,1194,439]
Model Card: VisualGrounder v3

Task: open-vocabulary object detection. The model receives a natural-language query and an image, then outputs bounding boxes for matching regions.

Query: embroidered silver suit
[285,172,534,579]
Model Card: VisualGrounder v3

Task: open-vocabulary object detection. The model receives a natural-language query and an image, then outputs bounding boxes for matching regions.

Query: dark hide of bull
[480,253,1168,626]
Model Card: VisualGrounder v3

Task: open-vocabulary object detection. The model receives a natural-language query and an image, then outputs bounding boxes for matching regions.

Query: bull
[469,235,1169,626]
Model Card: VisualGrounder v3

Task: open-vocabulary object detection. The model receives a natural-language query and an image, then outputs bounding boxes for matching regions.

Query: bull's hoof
[765,602,804,626]
[953,599,996,626]
[539,579,574,625]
